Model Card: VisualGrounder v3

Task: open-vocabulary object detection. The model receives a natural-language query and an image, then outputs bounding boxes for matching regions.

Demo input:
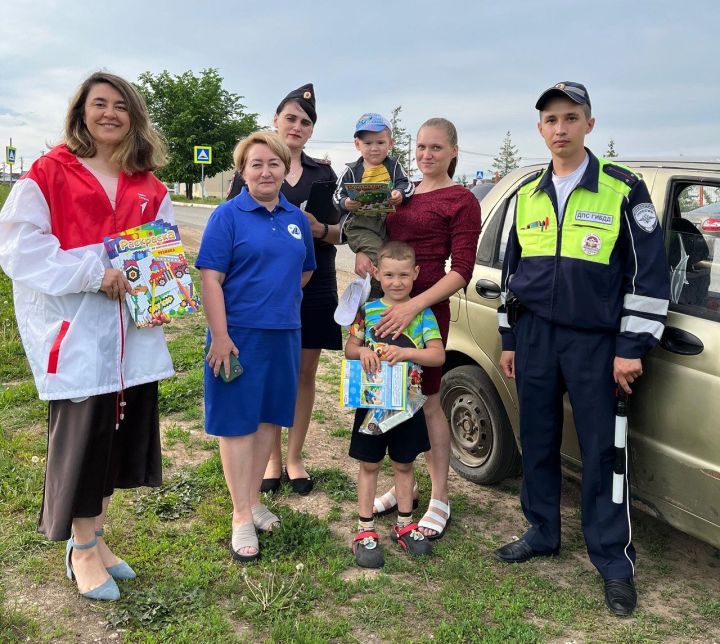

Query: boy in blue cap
[335,113,414,296]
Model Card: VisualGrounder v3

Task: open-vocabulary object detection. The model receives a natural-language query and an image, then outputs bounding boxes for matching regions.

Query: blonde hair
[419,117,458,178]
[233,131,291,175]
[377,240,416,265]
[64,71,166,174]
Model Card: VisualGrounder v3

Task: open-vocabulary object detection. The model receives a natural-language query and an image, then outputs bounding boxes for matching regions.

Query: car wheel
[441,364,520,485]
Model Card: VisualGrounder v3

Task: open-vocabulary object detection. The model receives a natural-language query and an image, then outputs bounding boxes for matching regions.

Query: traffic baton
[612,389,628,504]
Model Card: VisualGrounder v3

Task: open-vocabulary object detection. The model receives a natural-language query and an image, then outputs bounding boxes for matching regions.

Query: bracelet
[320,222,329,240]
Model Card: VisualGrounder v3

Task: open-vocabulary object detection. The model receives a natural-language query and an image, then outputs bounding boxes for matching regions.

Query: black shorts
[348,407,430,464]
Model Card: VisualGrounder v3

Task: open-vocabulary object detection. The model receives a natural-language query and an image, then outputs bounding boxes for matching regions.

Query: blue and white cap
[354,113,392,138]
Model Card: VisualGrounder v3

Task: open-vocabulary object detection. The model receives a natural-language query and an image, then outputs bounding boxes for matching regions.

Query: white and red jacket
[0,145,175,400]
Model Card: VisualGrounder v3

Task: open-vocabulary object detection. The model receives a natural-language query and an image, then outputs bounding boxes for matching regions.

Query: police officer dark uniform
[495,82,670,617]
[228,84,343,495]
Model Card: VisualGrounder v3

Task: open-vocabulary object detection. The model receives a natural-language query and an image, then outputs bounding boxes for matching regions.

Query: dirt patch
[4,576,119,641]
[159,418,215,475]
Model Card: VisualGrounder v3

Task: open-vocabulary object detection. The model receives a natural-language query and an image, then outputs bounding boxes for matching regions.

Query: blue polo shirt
[196,187,316,330]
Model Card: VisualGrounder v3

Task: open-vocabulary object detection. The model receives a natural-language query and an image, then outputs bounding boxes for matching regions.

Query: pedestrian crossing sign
[193,146,212,164]
[6,146,16,165]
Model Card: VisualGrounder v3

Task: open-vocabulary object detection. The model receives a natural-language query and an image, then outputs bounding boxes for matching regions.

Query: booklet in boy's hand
[345,182,394,214]
[340,359,407,410]
[103,220,201,328]
[302,180,339,224]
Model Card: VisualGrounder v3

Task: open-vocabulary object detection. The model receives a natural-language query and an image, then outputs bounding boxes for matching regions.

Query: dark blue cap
[536,82,591,110]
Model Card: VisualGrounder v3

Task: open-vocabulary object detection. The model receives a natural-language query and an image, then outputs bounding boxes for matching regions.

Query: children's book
[103,220,201,328]
[345,182,394,214]
[340,359,407,410]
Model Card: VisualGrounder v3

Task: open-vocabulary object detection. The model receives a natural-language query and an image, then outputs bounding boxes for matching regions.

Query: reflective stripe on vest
[516,160,632,265]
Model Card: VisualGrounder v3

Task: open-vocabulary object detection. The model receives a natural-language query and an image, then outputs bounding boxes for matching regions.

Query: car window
[668,183,720,322]
[496,195,517,268]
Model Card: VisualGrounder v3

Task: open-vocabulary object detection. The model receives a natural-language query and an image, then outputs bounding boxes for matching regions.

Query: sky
[2,0,719,179]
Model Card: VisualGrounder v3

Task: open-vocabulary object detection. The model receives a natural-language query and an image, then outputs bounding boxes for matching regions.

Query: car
[441,160,720,549]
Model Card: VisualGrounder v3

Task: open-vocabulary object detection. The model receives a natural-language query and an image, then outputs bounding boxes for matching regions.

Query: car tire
[441,364,520,485]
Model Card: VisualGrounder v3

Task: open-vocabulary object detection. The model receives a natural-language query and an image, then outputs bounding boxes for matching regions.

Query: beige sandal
[373,483,419,517]
[418,499,451,540]
[231,522,259,562]
[252,504,280,532]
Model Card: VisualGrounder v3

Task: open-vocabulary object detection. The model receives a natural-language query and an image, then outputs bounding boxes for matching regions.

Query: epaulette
[312,156,332,165]
[603,163,639,188]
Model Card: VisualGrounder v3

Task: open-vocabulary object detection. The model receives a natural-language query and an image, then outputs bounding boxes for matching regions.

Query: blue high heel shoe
[96,529,137,581]
[65,536,120,601]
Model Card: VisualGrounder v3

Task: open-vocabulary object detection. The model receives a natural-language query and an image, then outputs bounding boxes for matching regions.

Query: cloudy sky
[2,0,719,178]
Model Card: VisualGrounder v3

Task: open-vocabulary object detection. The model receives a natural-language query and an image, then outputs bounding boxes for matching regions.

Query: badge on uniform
[287,223,302,239]
[575,211,613,226]
[581,233,602,256]
[632,203,658,233]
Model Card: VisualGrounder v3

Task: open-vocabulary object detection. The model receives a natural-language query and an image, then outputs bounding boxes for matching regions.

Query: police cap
[535,81,591,111]
[276,83,317,124]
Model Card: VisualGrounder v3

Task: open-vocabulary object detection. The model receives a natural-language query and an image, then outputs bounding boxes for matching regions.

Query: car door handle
[660,326,704,356]
[475,278,501,299]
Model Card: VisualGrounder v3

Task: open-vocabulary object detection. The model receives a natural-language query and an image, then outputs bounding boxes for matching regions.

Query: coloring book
[103,220,201,328]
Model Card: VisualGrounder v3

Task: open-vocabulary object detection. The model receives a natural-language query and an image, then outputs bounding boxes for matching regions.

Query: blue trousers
[514,311,636,579]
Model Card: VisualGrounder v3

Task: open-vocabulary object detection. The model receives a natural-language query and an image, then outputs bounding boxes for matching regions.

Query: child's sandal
[252,504,280,533]
[352,530,384,568]
[391,522,432,557]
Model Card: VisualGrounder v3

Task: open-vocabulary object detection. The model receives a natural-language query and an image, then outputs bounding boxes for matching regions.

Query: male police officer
[495,82,670,616]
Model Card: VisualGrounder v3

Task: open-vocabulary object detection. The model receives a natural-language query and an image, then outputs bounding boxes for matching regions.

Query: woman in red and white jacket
[0,72,174,601]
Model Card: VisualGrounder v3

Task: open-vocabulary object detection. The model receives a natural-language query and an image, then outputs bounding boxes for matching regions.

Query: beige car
[441,161,720,549]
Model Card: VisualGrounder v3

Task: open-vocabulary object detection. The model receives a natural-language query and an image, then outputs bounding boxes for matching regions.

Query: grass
[170,195,222,206]
[0,192,719,640]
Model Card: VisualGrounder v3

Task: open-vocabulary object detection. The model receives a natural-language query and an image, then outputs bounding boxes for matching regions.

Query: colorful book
[345,182,394,214]
[340,359,407,410]
[103,220,201,328]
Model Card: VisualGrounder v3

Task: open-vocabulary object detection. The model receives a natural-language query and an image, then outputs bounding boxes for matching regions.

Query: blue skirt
[204,327,300,436]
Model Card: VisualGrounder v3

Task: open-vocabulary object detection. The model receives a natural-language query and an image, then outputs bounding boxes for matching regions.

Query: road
[172,203,356,274]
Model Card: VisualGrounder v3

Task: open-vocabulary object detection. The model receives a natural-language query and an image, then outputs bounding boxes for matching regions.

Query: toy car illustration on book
[103,220,201,328]
[344,182,394,214]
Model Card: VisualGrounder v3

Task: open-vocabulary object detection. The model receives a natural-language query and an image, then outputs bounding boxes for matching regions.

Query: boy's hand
[345,198,361,211]
[388,189,403,206]
[358,347,381,374]
[380,345,408,365]
[354,251,374,278]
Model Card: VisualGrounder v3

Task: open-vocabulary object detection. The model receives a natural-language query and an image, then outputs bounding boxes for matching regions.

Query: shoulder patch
[603,163,639,188]
[632,203,658,233]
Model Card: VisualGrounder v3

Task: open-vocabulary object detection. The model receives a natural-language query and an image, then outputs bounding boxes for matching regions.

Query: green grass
[1,197,719,640]
[170,195,222,206]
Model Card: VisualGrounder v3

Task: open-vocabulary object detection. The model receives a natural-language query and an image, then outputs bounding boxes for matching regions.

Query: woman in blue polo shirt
[196,131,315,562]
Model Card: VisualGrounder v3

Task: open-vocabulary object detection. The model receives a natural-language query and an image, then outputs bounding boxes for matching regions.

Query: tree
[492,131,520,179]
[136,69,259,198]
[389,105,415,175]
[605,139,618,158]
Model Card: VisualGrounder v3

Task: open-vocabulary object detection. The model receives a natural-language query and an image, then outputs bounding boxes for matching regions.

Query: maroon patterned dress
[386,184,481,394]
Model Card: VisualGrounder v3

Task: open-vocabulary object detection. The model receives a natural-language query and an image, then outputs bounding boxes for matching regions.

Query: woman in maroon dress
[356,118,481,538]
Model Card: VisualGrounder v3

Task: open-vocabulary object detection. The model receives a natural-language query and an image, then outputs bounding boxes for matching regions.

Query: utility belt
[505,293,526,329]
